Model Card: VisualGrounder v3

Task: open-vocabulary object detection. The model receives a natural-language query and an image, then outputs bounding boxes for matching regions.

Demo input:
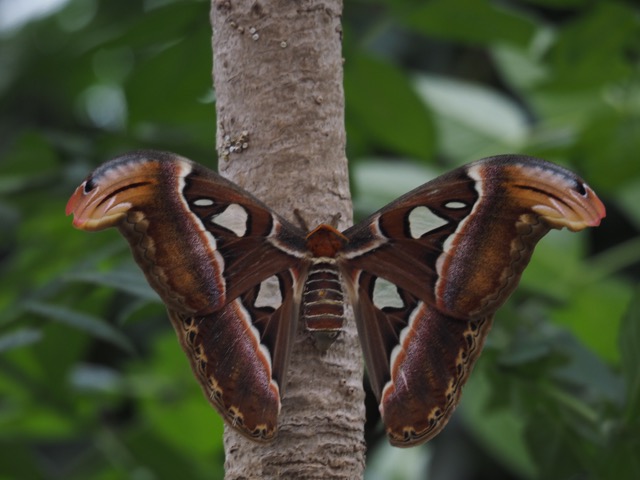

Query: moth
[66,151,605,447]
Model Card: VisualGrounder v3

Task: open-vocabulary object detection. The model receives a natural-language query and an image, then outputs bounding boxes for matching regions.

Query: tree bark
[210,0,366,478]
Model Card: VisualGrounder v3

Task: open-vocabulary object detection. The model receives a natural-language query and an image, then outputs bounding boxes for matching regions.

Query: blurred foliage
[0,0,638,479]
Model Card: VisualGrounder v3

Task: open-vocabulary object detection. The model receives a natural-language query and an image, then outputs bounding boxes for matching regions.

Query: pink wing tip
[586,185,606,227]
[66,187,82,216]
[65,185,88,228]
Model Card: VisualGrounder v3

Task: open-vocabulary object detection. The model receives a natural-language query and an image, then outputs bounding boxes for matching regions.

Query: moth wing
[67,150,311,440]
[167,266,306,441]
[340,155,605,446]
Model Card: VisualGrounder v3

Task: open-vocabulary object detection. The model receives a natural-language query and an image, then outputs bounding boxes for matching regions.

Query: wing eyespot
[227,406,245,427]
[576,182,588,197]
[198,359,207,375]
[465,333,474,347]
[252,425,270,439]
[83,179,96,193]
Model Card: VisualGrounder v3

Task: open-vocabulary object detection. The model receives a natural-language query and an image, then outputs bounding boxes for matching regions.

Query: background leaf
[1,0,638,479]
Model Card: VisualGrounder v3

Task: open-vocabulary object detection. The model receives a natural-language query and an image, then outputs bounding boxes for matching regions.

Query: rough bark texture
[211,0,366,478]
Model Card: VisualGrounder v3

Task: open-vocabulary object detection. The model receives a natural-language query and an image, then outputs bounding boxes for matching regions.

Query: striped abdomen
[302,261,345,351]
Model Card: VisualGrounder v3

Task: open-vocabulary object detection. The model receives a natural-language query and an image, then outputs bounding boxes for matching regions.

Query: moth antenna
[293,209,310,231]
[329,212,342,228]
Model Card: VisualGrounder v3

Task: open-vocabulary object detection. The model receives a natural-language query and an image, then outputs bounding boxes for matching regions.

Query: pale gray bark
[211,0,366,478]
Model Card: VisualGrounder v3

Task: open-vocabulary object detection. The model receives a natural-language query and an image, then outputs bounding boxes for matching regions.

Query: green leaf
[64,268,159,302]
[129,333,224,458]
[551,278,631,364]
[518,0,588,6]
[403,0,536,47]
[0,328,42,353]
[345,54,436,160]
[413,74,529,160]
[352,159,439,218]
[617,181,640,230]
[545,2,637,88]
[461,364,538,479]
[492,43,549,90]
[619,288,640,425]
[0,131,58,177]
[25,302,135,354]
[69,364,124,393]
[365,442,429,480]
[524,406,592,479]
[571,108,640,191]
[0,440,42,480]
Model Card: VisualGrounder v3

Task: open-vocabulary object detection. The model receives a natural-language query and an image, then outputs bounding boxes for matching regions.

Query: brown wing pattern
[66,150,309,441]
[167,268,302,441]
[67,151,606,446]
[340,154,605,446]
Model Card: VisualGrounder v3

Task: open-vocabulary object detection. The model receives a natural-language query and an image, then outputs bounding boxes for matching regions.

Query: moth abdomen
[302,261,345,351]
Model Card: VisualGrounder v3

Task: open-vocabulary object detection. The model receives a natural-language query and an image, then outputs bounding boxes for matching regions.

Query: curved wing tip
[66,187,80,215]
[591,190,607,225]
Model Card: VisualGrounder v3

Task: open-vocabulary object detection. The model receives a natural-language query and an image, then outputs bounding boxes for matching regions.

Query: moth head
[66,153,161,231]
[531,181,605,232]
[505,161,606,232]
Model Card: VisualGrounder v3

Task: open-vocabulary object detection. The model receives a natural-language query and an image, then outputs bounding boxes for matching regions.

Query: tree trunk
[210,1,366,478]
